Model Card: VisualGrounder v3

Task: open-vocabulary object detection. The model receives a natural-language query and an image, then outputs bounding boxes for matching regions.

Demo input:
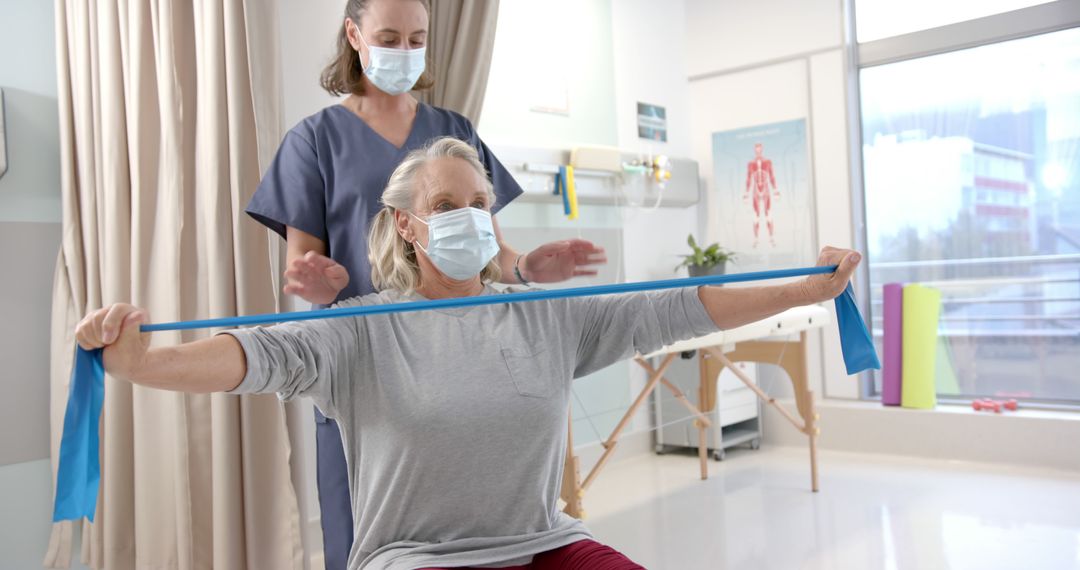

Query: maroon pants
[418,539,645,570]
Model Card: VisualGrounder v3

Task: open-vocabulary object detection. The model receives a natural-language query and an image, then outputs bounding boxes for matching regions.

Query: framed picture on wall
[711,119,815,272]
[637,102,667,142]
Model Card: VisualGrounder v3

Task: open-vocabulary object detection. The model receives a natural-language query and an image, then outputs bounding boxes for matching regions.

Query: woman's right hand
[75,304,151,381]
[283,250,350,305]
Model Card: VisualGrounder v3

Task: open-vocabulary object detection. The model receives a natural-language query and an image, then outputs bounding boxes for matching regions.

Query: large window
[856,7,1080,404]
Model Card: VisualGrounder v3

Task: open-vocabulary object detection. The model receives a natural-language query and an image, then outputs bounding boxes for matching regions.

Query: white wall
[276,0,343,129]
[0,0,63,224]
[0,0,88,567]
[612,0,693,159]
[478,0,617,149]
[1,460,89,570]
[609,0,701,286]
[685,0,860,401]
[685,0,843,76]
[0,0,62,467]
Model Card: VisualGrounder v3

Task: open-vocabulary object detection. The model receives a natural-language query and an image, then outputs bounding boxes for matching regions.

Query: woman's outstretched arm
[75,304,246,393]
[698,246,861,330]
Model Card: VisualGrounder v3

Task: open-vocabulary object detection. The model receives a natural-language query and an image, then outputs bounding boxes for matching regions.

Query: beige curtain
[417,0,501,123]
[46,1,302,568]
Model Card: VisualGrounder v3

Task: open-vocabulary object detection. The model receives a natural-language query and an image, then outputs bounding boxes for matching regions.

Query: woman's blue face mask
[411,207,500,280]
[358,31,426,96]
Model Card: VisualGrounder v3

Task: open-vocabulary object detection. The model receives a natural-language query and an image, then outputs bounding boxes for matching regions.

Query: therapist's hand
[802,246,861,303]
[521,239,607,283]
[75,303,151,381]
[284,251,350,305]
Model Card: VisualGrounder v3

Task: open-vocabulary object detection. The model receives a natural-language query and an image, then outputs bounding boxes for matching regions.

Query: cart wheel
[654,444,667,455]
[750,438,761,450]
[712,449,725,461]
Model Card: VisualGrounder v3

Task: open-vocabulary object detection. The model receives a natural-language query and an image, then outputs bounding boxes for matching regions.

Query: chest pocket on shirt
[500,346,555,398]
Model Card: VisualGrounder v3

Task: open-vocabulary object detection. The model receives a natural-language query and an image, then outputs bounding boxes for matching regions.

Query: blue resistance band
[54,265,879,522]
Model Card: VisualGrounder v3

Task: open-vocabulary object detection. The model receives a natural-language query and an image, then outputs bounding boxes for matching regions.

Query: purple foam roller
[882,283,903,406]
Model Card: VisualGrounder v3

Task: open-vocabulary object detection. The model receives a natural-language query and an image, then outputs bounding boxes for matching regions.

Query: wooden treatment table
[560,305,831,518]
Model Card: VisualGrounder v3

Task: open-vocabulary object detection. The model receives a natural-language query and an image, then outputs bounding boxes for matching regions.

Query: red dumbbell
[971,398,1019,413]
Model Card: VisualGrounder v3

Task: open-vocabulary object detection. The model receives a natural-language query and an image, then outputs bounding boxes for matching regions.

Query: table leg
[655,375,712,480]
[567,352,722,515]
[803,388,820,492]
[705,347,805,432]
[703,334,821,492]
[561,410,585,517]
[580,353,677,491]
[697,419,708,479]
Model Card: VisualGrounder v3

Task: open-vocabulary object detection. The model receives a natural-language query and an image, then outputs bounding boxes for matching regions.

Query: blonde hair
[320,0,436,97]
[368,137,500,292]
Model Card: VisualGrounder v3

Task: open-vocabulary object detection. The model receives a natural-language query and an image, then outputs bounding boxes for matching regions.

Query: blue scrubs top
[246,103,524,306]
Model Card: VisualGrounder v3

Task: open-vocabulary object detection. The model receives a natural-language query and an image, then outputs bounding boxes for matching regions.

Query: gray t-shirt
[225,286,718,570]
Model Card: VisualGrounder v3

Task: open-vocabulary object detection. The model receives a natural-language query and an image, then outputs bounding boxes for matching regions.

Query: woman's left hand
[521,239,608,283]
[283,250,350,304]
[802,246,862,303]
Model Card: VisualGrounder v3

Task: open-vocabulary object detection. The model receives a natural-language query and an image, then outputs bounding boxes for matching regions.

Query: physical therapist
[244,0,606,567]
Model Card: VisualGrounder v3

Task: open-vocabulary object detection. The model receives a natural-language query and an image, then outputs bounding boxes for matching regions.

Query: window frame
[843,0,1080,405]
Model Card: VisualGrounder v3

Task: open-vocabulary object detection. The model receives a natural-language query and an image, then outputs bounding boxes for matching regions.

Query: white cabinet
[653,351,762,461]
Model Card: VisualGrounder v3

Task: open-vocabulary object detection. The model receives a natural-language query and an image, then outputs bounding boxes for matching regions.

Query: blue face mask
[412,207,500,280]
[358,32,426,96]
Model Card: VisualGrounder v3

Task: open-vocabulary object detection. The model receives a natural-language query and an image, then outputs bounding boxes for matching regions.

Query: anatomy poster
[711,119,815,272]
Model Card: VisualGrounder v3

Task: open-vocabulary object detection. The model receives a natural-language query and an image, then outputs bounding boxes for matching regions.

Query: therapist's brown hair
[321,0,435,97]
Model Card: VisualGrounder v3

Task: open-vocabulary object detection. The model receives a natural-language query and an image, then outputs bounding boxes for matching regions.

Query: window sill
[828,398,1080,422]
[761,397,1080,472]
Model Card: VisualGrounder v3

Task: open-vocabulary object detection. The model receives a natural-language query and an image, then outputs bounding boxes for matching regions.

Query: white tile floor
[582,446,1080,570]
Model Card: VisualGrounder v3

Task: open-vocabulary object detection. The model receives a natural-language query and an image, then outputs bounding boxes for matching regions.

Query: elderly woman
[77,137,861,570]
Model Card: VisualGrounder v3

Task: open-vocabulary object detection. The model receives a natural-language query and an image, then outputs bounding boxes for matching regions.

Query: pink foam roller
[882,283,903,406]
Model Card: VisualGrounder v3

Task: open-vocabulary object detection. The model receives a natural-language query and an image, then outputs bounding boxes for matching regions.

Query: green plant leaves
[676,233,737,273]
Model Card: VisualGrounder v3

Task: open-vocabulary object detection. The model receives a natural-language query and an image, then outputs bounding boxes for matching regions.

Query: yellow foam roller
[901,284,941,409]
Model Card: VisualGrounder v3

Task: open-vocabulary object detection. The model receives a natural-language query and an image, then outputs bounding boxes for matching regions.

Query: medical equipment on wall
[504,146,699,208]
[619,153,673,209]
[570,145,621,172]
[620,154,672,184]
[567,144,673,209]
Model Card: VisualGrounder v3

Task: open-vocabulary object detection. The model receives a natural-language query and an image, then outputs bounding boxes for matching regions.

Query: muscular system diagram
[744,143,779,248]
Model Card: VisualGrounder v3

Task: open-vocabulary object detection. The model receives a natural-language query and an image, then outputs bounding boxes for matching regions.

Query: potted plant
[676,234,736,277]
